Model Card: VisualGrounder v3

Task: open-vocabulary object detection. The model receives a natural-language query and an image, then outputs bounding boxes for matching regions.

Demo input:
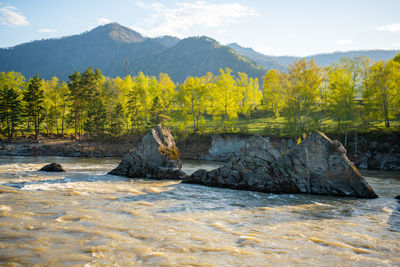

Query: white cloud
[336,39,352,45]
[37,28,57,33]
[133,1,259,37]
[376,23,400,32]
[392,42,400,49]
[96,17,112,25]
[0,5,29,26]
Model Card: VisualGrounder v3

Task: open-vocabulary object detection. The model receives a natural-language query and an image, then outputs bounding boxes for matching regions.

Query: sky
[0,0,399,56]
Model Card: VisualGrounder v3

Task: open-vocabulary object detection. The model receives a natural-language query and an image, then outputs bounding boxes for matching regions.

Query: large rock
[204,135,252,161]
[39,163,65,172]
[184,132,378,198]
[109,126,185,179]
[201,134,294,162]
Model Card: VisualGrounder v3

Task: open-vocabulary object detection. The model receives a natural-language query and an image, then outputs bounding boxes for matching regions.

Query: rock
[204,135,252,161]
[395,195,400,200]
[109,126,185,179]
[202,134,293,162]
[39,163,65,172]
[184,132,378,198]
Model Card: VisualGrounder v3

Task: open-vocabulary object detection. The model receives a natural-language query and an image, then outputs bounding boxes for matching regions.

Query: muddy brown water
[0,156,399,266]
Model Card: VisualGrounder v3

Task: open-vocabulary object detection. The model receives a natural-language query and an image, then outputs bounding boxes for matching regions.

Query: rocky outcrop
[203,135,252,161]
[39,163,65,172]
[200,134,295,162]
[109,126,186,179]
[184,132,378,198]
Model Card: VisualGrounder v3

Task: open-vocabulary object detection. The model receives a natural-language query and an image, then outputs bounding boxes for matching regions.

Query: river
[0,156,399,266]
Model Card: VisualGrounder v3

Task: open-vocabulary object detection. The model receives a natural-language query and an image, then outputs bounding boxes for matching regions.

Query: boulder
[39,163,65,172]
[184,132,378,198]
[109,126,185,179]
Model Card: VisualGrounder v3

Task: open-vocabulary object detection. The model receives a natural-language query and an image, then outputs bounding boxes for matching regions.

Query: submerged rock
[39,163,65,172]
[109,126,185,179]
[184,132,378,198]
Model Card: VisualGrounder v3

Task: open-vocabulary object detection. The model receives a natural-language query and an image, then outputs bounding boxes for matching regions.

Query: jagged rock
[184,132,378,198]
[39,163,65,172]
[395,195,400,200]
[109,126,185,179]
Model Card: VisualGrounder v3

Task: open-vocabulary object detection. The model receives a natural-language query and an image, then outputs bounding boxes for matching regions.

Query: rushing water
[0,156,399,266]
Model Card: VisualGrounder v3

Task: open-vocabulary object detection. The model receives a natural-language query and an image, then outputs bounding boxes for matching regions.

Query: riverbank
[1,131,399,170]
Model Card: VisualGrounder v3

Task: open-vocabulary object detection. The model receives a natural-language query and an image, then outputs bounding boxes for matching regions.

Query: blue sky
[0,0,399,56]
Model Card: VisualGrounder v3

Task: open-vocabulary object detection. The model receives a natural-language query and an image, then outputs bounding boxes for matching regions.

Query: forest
[0,54,399,143]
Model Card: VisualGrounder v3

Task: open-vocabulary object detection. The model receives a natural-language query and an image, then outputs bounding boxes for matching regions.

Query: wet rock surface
[39,163,65,172]
[184,132,378,198]
[109,126,186,179]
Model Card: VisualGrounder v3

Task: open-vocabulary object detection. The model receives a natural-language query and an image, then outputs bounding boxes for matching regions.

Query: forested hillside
[0,23,267,82]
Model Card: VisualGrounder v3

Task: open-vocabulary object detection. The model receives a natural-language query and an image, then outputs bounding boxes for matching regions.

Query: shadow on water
[115,181,374,221]
[389,199,400,232]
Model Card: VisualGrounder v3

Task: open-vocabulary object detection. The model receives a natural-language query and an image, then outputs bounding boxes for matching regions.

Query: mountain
[228,43,400,69]
[0,23,166,80]
[0,23,267,82]
[227,43,286,71]
[144,37,266,82]
[3,22,398,82]
[153,36,181,47]
[304,50,400,67]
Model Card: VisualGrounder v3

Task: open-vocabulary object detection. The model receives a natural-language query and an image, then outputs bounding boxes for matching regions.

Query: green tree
[363,60,400,127]
[109,103,124,136]
[262,69,285,117]
[23,74,44,139]
[149,96,164,126]
[0,72,25,139]
[58,81,69,135]
[326,66,357,145]
[127,82,145,136]
[0,85,22,139]
[158,73,176,114]
[237,72,262,121]
[84,97,107,138]
[211,68,241,129]
[43,77,61,134]
[178,76,209,134]
[68,71,83,139]
[284,59,323,135]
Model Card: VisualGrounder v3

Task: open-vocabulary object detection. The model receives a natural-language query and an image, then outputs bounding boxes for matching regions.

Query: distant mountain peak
[89,22,145,43]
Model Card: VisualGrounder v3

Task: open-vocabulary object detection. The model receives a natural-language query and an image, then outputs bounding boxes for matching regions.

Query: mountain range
[227,43,399,70]
[0,22,399,83]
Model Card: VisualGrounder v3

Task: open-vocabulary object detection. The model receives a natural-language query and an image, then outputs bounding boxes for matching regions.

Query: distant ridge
[227,43,400,68]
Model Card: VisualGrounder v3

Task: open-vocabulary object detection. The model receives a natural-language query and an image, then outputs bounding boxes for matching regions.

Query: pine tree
[109,103,124,136]
[23,74,44,139]
[67,71,83,139]
[0,85,22,139]
[84,97,107,138]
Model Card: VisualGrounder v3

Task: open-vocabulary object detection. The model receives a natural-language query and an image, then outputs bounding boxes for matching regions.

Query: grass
[171,111,400,139]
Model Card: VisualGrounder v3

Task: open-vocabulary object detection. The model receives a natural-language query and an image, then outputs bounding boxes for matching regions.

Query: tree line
[0,54,399,141]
